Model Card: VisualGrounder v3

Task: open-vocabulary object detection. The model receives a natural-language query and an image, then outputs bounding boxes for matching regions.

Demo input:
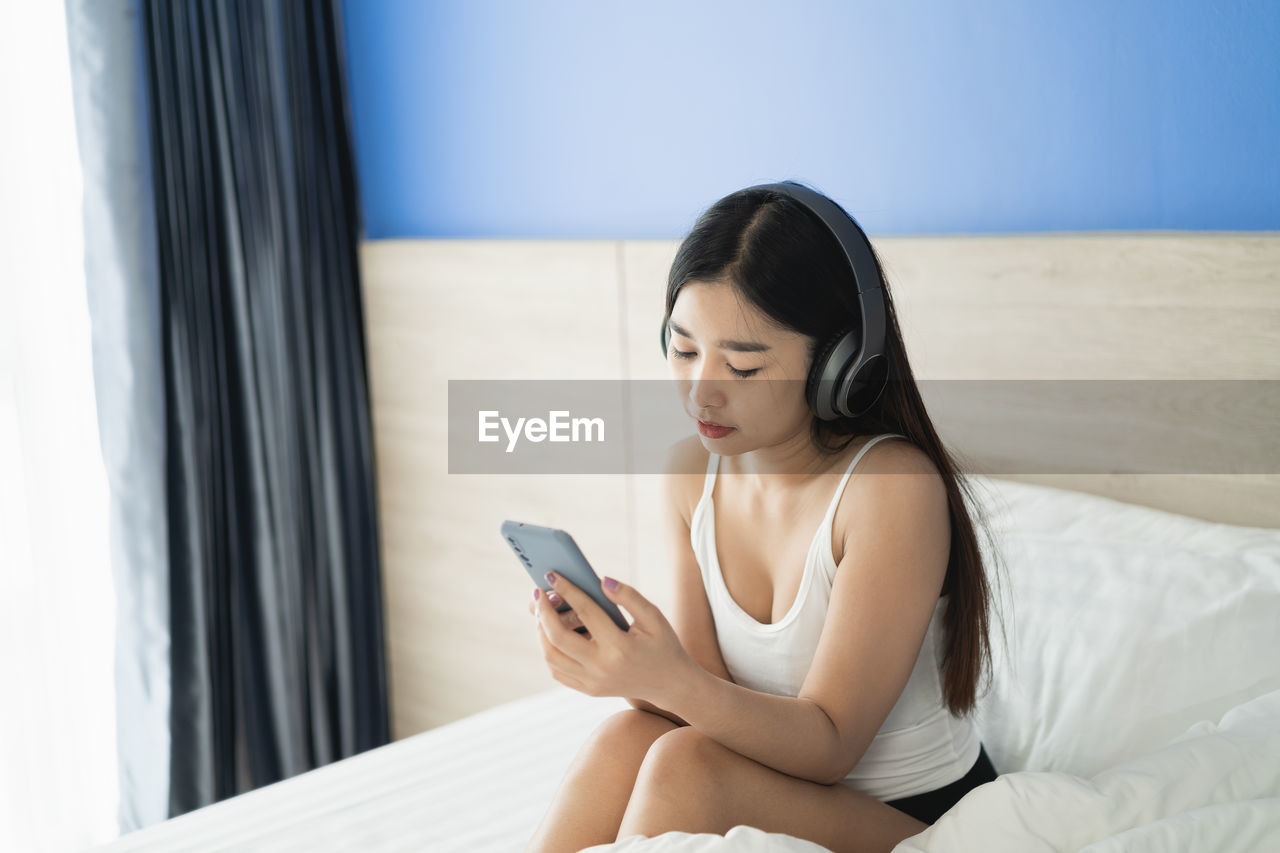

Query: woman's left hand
[533,571,696,708]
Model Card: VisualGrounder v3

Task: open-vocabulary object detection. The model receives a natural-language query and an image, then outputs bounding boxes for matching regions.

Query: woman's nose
[689,376,725,411]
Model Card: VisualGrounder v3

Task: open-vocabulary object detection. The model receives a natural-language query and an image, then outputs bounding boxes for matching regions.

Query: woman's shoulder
[832,435,948,562]
[857,433,938,476]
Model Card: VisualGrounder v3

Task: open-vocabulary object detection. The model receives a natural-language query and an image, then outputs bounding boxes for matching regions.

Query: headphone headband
[661,181,889,420]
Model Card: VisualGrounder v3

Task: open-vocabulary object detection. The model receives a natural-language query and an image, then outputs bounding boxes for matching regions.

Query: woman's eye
[669,347,760,378]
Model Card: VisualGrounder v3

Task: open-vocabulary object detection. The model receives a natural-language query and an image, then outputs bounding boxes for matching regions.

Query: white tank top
[689,433,981,800]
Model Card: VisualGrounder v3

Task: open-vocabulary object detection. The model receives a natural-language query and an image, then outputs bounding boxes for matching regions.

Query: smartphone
[501,520,630,633]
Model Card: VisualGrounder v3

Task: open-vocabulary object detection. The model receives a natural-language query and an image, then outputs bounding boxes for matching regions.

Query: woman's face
[666,279,814,451]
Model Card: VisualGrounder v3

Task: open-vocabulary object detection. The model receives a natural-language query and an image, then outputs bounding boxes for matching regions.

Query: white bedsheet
[92,688,632,852]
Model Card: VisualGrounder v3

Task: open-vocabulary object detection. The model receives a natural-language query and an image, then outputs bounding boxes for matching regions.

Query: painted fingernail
[533,587,541,600]
[545,571,557,585]
[603,576,618,590]
[547,592,562,606]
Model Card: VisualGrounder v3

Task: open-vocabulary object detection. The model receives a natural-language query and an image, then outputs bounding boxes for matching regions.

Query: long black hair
[662,182,1006,715]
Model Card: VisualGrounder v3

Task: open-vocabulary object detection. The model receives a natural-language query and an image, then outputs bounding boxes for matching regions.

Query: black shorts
[883,744,998,826]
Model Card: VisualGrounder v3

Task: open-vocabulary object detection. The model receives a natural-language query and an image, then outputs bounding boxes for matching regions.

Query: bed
[92,474,1280,851]
[92,233,1280,851]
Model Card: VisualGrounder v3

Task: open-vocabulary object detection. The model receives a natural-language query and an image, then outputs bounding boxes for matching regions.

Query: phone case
[501,520,630,633]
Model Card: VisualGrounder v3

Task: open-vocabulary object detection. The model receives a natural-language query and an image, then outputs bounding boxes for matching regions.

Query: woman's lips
[697,419,735,438]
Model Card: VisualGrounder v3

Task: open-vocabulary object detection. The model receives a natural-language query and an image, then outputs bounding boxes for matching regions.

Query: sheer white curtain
[0,1,119,850]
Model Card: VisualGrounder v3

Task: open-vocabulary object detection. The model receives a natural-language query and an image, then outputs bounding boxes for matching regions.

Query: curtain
[64,0,171,835]
[138,0,389,817]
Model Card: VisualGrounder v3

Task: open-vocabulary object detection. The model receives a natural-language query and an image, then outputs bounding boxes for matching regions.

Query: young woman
[525,183,1004,853]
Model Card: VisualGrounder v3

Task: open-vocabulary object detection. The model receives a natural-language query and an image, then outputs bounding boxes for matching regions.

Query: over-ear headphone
[660,181,889,420]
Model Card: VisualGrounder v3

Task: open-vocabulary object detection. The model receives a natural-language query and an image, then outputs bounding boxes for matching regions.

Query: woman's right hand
[529,588,591,638]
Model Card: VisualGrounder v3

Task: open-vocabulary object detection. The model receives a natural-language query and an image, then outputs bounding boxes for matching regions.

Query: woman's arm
[662,669,843,783]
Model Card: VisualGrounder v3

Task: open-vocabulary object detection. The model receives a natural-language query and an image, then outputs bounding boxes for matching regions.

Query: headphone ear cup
[805,331,853,420]
[842,356,889,418]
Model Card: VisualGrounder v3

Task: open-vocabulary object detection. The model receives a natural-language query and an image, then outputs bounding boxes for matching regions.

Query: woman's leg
[523,709,681,853]
[616,727,928,853]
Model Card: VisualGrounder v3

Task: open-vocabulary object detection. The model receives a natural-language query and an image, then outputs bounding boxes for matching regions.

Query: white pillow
[963,476,1280,778]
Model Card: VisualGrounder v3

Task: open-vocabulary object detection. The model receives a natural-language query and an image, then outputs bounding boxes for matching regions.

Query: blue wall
[341,1,1280,238]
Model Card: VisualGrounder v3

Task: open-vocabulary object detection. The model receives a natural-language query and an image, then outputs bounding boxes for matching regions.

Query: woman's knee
[634,726,723,792]
[588,709,681,752]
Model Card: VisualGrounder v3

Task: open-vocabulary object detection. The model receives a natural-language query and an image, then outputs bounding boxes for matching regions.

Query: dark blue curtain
[139,0,389,816]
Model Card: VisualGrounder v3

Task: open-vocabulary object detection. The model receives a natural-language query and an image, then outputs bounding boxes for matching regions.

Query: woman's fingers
[537,618,585,675]
[530,589,585,631]
[550,608,590,639]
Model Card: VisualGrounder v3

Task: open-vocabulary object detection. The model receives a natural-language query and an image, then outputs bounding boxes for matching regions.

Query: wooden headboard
[358,234,1280,738]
